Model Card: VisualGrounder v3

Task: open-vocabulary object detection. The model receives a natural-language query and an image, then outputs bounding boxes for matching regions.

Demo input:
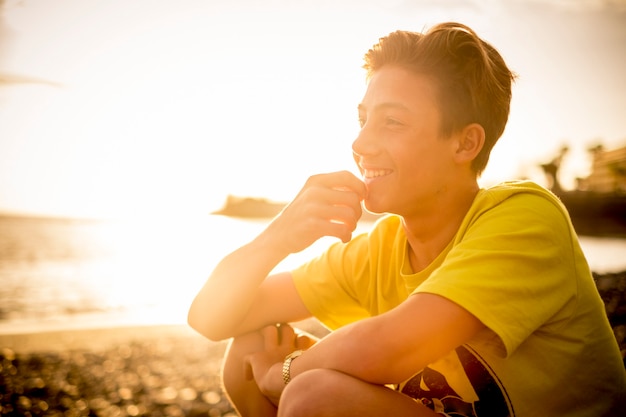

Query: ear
[454,123,485,164]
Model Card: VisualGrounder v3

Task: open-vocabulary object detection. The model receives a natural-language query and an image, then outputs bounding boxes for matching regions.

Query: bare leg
[222,330,278,417]
[278,368,440,417]
[222,325,320,417]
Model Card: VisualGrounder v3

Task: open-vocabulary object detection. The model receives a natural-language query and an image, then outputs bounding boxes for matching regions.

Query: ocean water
[1,214,625,334]
[0,215,339,333]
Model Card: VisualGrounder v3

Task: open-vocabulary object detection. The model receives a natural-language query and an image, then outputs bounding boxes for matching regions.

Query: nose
[352,123,379,159]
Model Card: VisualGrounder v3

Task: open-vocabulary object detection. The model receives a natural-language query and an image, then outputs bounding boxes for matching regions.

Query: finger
[278,323,296,348]
[261,325,279,351]
[275,323,282,344]
[307,171,366,198]
[330,221,357,244]
[296,334,318,350]
[243,356,254,380]
[285,180,363,232]
[305,184,364,212]
[297,215,356,244]
[328,189,364,217]
[328,204,362,229]
[300,204,359,232]
[323,218,359,243]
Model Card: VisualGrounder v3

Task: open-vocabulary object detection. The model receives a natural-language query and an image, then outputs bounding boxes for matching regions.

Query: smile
[363,169,392,179]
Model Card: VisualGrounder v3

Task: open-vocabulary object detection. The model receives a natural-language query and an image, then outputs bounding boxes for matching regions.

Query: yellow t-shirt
[292,181,626,417]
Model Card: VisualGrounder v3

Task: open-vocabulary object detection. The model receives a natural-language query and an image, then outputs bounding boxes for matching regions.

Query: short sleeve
[291,235,372,330]
[291,215,409,330]
[416,192,580,357]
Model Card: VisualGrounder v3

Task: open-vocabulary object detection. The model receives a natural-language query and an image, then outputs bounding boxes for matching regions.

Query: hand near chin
[266,171,366,254]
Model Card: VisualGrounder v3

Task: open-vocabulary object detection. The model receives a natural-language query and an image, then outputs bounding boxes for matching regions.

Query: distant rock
[212,195,383,223]
[211,195,285,219]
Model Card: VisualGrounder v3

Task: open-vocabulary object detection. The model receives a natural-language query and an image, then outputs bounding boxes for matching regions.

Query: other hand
[244,324,316,406]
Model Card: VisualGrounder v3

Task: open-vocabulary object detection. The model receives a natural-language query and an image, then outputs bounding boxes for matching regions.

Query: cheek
[399,152,441,189]
[352,153,361,171]
[395,149,423,177]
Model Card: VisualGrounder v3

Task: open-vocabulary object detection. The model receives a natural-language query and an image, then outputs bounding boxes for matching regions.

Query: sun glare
[1,0,375,219]
[1,0,624,219]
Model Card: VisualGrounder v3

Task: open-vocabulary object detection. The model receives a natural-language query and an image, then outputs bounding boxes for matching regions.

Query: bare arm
[301,293,486,383]
[247,293,485,400]
[187,171,366,341]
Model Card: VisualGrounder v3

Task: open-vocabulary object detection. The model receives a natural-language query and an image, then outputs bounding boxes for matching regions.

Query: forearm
[188,171,366,341]
[287,294,485,386]
[250,317,404,402]
[289,317,411,385]
[188,229,289,341]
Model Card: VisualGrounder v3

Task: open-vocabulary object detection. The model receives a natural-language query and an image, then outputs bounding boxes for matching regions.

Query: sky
[0,0,625,219]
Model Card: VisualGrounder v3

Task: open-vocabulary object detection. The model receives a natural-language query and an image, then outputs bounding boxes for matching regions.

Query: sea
[1,214,625,335]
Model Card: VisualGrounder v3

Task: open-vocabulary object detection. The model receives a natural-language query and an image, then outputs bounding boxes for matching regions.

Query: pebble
[1,271,624,415]
[0,338,235,416]
[593,271,626,363]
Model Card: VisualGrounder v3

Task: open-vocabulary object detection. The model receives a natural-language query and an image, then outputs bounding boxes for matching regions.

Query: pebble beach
[1,272,625,417]
[0,326,234,417]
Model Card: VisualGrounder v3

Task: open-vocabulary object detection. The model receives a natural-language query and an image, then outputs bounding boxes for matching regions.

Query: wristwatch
[282,350,303,385]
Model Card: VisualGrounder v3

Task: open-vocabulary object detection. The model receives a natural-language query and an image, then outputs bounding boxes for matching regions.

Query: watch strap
[282,350,303,385]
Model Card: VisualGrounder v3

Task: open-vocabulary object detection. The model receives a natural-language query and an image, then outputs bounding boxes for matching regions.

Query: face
[353,66,460,217]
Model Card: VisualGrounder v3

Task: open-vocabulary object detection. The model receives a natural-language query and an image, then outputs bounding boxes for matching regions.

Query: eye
[358,116,366,128]
[385,117,403,126]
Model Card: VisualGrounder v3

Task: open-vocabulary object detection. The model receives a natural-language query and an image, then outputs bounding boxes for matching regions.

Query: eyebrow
[357,102,411,113]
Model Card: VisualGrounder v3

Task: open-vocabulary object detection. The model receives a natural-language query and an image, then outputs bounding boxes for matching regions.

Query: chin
[363,198,388,216]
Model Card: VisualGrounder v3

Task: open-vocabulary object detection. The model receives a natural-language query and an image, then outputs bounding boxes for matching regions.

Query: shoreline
[0,269,623,352]
[0,323,215,354]
[0,270,623,416]
[0,318,329,354]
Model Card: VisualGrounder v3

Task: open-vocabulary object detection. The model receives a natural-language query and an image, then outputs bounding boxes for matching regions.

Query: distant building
[577,145,626,193]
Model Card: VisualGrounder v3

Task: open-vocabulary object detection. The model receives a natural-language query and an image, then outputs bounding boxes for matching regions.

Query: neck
[403,182,479,272]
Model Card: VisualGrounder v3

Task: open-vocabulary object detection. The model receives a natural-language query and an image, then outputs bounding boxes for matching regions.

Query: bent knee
[279,369,432,417]
[279,369,348,417]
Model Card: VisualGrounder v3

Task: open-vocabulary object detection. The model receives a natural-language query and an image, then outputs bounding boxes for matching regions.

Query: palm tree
[540,145,569,193]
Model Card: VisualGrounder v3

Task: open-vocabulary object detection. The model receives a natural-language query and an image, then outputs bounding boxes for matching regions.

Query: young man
[188,22,625,416]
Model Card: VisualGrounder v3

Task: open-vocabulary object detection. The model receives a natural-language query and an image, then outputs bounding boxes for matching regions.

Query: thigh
[279,368,440,417]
